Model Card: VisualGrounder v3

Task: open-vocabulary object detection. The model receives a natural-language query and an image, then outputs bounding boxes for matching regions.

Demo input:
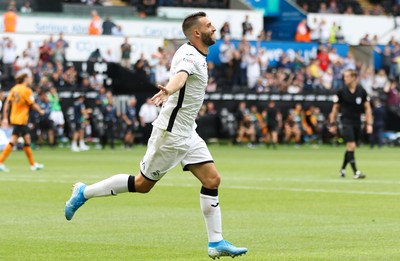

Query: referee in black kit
[329,69,373,179]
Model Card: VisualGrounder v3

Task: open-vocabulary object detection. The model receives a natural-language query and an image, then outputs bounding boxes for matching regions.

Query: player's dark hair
[182,12,206,38]
[344,69,358,78]
[15,74,28,84]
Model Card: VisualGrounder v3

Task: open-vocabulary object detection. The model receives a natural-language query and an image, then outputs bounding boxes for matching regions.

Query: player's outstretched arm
[151,71,188,106]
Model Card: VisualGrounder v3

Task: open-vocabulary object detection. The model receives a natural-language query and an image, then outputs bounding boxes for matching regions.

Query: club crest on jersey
[356,97,362,104]
[151,170,160,178]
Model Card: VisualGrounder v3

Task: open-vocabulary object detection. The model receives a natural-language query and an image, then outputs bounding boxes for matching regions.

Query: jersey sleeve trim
[176,69,191,76]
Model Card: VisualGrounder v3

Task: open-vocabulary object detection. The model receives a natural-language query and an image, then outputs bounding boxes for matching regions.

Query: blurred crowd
[197,100,342,148]
[68,0,400,17]
[197,95,399,149]
[213,34,400,96]
[295,17,399,46]
[64,0,229,18]
[0,32,164,150]
[0,0,399,150]
[297,0,400,16]
[1,26,400,148]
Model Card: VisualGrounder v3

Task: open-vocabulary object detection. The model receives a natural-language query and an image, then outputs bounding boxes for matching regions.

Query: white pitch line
[0,176,399,196]
[168,175,400,185]
[225,176,400,185]
[159,183,400,196]
[237,186,400,196]
[1,173,400,185]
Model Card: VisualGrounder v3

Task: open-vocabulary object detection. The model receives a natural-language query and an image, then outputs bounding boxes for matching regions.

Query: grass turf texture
[0,145,399,260]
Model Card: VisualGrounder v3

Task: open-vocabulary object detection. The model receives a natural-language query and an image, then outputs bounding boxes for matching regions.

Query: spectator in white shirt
[155,59,169,86]
[246,48,261,90]
[343,52,356,70]
[258,48,269,74]
[360,66,374,95]
[24,41,39,65]
[321,67,333,90]
[1,38,17,81]
[15,50,34,70]
[112,25,124,36]
[373,69,388,92]
[20,1,32,13]
[308,17,320,42]
[319,19,330,44]
[328,48,341,64]
[103,49,118,63]
[139,97,159,145]
[219,36,235,88]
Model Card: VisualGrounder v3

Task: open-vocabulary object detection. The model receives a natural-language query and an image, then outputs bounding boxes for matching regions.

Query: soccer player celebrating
[0,69,45,172]
[329,69,373,179]
[65,12,248,259]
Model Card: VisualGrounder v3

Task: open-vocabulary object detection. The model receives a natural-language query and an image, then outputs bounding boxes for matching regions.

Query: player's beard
[201,32,216,47]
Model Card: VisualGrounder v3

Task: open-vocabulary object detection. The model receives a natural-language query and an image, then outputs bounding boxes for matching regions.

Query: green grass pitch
[0,144,399,260]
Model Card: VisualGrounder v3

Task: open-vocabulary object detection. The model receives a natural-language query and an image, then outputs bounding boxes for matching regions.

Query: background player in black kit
[328,69,373,179]
[264,100,281,149]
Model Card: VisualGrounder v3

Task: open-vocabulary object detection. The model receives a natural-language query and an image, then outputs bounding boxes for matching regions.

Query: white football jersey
[153,43,208,137]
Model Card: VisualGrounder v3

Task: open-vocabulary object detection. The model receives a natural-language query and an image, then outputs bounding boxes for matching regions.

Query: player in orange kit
[0,69,45,172]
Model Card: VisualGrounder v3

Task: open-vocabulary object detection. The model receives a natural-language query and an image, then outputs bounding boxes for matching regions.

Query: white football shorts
[49,111,65,125]
[140,127,213,181]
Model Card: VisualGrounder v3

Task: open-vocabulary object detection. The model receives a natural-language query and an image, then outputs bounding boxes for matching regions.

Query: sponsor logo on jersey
[141,161,146,171]
[356,97,362,104]
[183,57,194,64]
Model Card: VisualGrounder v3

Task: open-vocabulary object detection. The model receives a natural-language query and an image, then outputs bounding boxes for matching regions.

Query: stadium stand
[295,0,364,14]
[62,3,137,17]
[296,0,399,16]
[1,0,399,148]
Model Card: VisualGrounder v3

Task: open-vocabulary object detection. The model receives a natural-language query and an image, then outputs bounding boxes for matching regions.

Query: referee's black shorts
[267,123,278,132]
[341,124,361,143]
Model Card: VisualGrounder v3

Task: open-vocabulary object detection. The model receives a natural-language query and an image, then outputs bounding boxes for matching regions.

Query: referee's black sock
[347,151,358,173]
[341,151,349,170]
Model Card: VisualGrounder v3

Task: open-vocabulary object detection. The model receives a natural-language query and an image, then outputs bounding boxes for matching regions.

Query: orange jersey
[7,84,34,125]
[88,15,101,35]
[3,11,17,32]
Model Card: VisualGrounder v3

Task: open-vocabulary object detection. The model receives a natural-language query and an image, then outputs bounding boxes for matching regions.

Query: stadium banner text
[157,7,264,40]
[1,8,263,40]
[2,33,164,64]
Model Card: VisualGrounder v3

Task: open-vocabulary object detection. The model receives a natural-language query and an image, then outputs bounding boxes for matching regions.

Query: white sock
[72,142,77,147]
[200,193,223,243]
[84,174,130,199]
